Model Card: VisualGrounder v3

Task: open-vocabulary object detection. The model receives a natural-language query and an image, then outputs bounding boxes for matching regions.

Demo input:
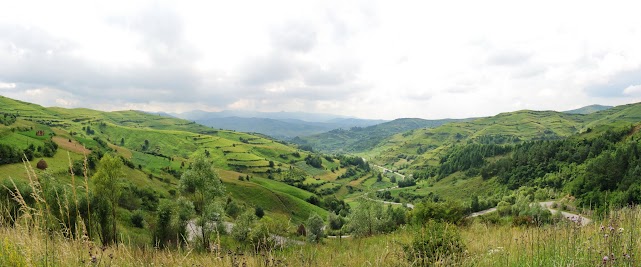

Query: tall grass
[3,157,641,266]
[4,204,641,266]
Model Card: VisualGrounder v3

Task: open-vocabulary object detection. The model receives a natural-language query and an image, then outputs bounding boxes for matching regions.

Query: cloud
[585,66,641,97]
[108,3,199,64]
[0,82,16,89]
[512,65,547,79]
[623,84,641,96]
[487,50,532,66]
[239,53,297,87]
[270,21,317,53]
[2,1,641,120]
[0,6,203,103]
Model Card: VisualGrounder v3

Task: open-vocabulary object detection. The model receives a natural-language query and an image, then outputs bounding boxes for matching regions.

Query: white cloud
[0,82,16,89]
[623,85,641,96]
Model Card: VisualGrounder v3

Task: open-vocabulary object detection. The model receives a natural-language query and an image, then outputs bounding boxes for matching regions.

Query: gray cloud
[239,53,297,86]
[324,0,379,43]
[512,65,547,79]
[108,4,199,64]
[0,4,205,104]
[236,27,364,102]
[487,50,532,66]
[585,66,641,97]
[270,21,317,53]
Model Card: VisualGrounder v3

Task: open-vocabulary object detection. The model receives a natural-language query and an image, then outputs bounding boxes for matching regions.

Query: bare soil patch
[52,136,91,155]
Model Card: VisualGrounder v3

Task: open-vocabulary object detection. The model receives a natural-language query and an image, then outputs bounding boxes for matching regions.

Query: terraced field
[0,95,343,226]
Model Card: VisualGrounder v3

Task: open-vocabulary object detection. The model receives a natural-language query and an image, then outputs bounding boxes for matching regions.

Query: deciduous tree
[180,154,224,249]
[93,154,123,244]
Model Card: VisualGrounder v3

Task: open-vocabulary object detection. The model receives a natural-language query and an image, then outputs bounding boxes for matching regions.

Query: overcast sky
[1,1,641,120]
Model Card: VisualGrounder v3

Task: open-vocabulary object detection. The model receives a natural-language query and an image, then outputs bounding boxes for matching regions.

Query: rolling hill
[0,95,350,223]
[365,103,641,173]
[563,104,613,114]
[291,118,466,153]
[173,109,386,139]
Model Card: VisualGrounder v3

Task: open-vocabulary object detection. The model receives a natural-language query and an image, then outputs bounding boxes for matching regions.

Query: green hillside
[364,109,587,170]
[360,102,641,211]
[367,104,638,170]
[0,96,346,226]
[292,118,464,153]
[4,96,641,266]
[564,104,612,114]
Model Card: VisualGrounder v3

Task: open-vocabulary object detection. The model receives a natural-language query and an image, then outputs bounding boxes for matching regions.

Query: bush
[36,159,48,170]
[411,200,467,225]
[255,206,265,218]
[249,222,275,251]
[131,210,145,228]
[306,213,325,243]
[403,221,466,266]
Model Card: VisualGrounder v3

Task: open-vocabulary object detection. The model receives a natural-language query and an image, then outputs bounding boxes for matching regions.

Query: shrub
[36,159,48,170]
[249,222,275,251]
[296,224,306,236]
[254,206,265,219]
[131,210,145,228]
[306,213,324,243]
[232,211,256,242]
[411,200,467,225]
[403,221,466,266]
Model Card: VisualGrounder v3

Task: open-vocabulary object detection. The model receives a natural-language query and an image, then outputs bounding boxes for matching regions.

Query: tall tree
[93,154,123,244]
[180,154,224,250]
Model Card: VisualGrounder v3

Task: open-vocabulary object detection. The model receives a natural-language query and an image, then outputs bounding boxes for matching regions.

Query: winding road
[371,163,406,180]
[467,201,592,226]
[366,161,591,226]
[186,220,305,246]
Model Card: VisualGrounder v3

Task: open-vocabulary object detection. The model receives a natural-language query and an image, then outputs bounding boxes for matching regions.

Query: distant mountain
[564,104,613,114]
[194,117,329,138]
[175,110,373,123]
[140,111,176,118]
[292,118,466,153]
[174,110,387,139]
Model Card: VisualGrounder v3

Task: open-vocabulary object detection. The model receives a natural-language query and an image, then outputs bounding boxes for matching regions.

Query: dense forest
[417,125,641,211]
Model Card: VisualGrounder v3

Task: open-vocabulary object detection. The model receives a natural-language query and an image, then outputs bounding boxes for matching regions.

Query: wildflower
[609,225,615,232]
[604,234,609,238]
[600,225,605,231]
[603,256,609,263]
[619,227,624,233]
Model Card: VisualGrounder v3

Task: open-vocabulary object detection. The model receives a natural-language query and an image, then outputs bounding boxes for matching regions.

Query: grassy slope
[0,96,330,224]
[294,118,465,153]
[4,204,641,266]
[365,105,641,170]
[360,103,641,202]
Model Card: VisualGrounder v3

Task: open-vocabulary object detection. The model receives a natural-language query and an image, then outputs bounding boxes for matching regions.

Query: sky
[1,0,641,120]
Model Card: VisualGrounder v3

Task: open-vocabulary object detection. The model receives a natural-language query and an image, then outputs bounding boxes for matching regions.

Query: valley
[1,95,641,266]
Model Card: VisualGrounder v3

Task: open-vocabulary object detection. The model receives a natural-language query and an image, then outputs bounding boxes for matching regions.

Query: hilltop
[563,104,613,114]
[360,103,639,169]
[292,118,465,153]
[173,109,386,139]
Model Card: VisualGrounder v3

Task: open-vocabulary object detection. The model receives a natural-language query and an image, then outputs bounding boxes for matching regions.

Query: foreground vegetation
[3,192,641,266]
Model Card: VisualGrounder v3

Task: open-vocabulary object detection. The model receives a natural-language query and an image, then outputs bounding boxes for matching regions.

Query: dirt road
[467,201,591,226]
